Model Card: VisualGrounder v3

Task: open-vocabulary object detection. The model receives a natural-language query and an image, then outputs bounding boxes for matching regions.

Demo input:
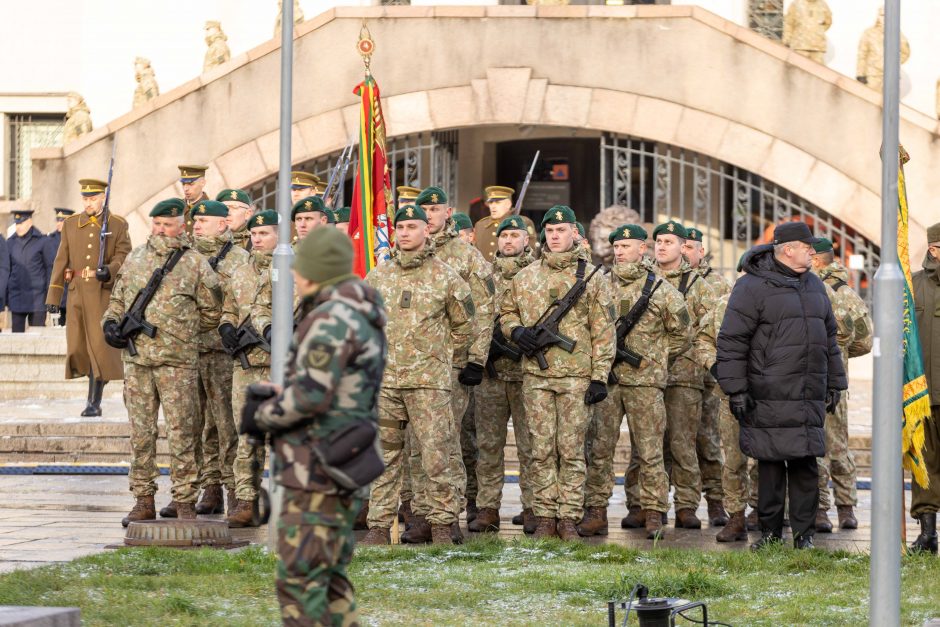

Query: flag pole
[869,0,903,623]
[268,0,295,550]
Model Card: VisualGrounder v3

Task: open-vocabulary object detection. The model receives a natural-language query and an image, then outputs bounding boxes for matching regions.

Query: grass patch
[0,540,937,625]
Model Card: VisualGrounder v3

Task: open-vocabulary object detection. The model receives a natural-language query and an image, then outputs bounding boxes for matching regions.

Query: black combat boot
[80,375,97,416]
[910,513,938,555]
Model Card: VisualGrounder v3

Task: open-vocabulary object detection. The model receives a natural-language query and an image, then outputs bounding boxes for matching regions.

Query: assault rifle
[96,142,116,276]
[524,261,602,370]
[229,316,271,370]
[322,137,354,208]
[485,324,522,378]
[613,272,661,369]
[513,150,540,216]
[117,247,187,357]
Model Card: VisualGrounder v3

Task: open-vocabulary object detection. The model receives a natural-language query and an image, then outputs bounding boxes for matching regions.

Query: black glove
[709,363,718,379]
[511,326,539,355]
[46,304,60,315]
[856,75,868,84]
[219,323,239,353]
[263,324,272,344]
[584,380,608,405]
[458,363,484,386]
[729,393,755,422]
[95,266,111,283]
[826,389,841,414]
[103,319,128,349]
[240,383,277,440]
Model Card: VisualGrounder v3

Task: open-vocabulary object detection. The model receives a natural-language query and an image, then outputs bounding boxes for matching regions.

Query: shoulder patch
[306,342,335,370]
[485,276,496,296]
[462,295,476,317]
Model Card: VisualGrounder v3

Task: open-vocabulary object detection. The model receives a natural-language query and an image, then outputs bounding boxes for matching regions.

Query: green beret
[608,223,648,244]
[394,204,428,224]
[293,226,353,283]
[335,207,351,222]
[497,216,529,237]
[248,210,279,230]
[540,205,577,228]
[191,200,228,218]
[452,212,473,231]
[652,220,688,240]
[813,237,834,253]
[291,196,334,223]
[576,222,586,237]
[415,186,448,206]
[216,189,252,206]
[685,227,703,242]
[149,198,186,218]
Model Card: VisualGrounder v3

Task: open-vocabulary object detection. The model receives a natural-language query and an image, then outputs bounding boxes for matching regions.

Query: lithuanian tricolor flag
[348,74,393,277]
[897,146,930,489]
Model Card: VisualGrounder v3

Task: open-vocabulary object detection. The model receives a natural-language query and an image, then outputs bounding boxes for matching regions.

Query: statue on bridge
[203,20,231,73]
[782,0,831,64]
[274,0,305,37]
[856,7,910,92]
[132,57,160,108]
[62,92,93,144]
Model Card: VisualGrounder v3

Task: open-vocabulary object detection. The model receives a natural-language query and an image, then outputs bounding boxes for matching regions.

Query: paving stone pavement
[0,472,923,574]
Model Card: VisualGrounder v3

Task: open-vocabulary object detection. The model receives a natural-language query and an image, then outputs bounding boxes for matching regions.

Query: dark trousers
[11,311,46,333]
[757,456,819,539]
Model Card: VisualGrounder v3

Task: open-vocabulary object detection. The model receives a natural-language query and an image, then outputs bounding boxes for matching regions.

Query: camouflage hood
[146,233,187,257]
[493,250,534,280]
[613,256,655,283]
[192,230,233,256]
[817,261,849,284]
[304,277,386,333]
[249,248,273,270]
[391,242,435,270]
[431,217,459,246]
[657,258,695,280]
[541,245,589,270]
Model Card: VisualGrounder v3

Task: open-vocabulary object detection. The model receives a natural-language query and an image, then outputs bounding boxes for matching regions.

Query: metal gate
[600,133,879,300]
[247,130,458,211]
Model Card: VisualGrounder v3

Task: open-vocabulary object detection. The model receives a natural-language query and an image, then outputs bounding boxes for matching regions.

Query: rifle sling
[132,247,188,316]
[677,270,698,298]
[209,240,234,271]
[618,271,661,338]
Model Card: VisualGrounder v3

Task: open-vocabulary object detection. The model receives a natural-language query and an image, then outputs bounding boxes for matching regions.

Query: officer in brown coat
[179,165,210,234]
[473,186,537,263]
[45,178,132,416]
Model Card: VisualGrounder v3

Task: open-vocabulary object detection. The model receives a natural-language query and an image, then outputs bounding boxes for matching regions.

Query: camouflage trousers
[593,386,669,513]
[368,387,459,528]
[663,386,704,511]
[698,377,725,502]
[717,390,756,514]
[276,486,360,627]
[193,351,237,491]
[232,365,270,501]
[817,394,857,509]
[462,389,478,502]
[523,375,591,521]
[474,376,531,511]
[124,362,199,503]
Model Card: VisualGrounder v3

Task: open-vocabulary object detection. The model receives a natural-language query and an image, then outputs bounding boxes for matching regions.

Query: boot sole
[195,506,224,515]
[716,533,749,543]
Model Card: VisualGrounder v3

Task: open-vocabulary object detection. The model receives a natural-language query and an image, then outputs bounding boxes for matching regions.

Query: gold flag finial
[358,22,375,73]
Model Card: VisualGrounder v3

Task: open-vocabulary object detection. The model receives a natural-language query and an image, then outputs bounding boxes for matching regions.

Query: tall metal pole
[268,0,294,549]
[870,1,903,625]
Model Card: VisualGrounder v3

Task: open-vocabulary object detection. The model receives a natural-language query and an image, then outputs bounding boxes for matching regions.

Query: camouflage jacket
[490,251,535,382]
[696,259,733,298]
[817,262,873,363]
[500,246,616,381]
[365,243,473,390]
[257,278,387,494]
[655,260,717,389]
[220,249,273,368]
[192,232,249,353]
[610,257,692,389]
[104,234,221,369]
[432,218,493,367]
[231,224,251,251]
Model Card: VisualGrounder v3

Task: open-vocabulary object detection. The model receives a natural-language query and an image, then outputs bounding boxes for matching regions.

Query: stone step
[1,420,874,475]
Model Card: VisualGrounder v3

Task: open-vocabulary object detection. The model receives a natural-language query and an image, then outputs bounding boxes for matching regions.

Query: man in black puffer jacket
[717,222,846,550]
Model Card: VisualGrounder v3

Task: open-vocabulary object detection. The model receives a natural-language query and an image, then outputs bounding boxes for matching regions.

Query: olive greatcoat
[45,210,132,380]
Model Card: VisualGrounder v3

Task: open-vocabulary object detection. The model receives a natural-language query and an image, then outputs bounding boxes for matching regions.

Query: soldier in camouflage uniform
[467,216,535,534]
[219,210,279,527]
[682,227,731,526]
[103,198,221,527]
[362,204,475,546]
[218,189,253,251]
[243,227,386,627]
[652,220,718,529]
[812,238,872,531]
[415,186,493,533]
[693,294,758,542]
[293,195,335,243]
[501,205,615,540]
[582,224,691,540]
[191,200,249,516]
